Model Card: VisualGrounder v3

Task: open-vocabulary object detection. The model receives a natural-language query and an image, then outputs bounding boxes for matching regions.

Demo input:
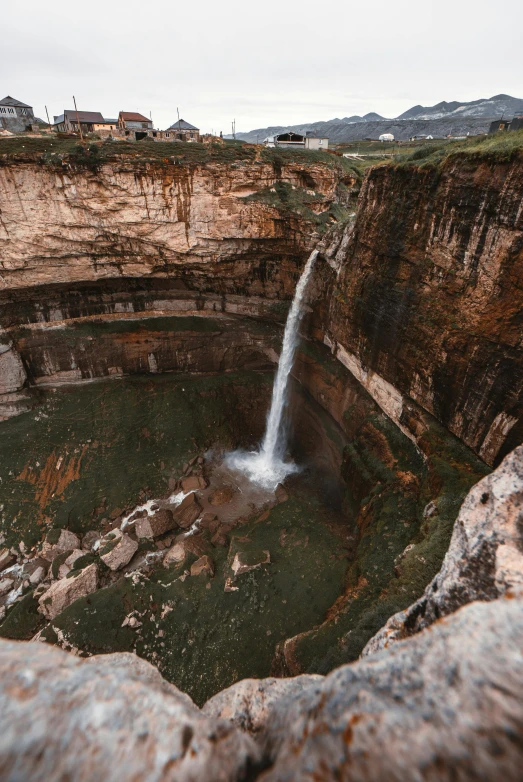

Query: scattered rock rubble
[0,445,523,778]
[0,452,282,630]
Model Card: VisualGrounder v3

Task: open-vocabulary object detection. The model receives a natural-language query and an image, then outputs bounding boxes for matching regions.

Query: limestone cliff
[318,150,523,466]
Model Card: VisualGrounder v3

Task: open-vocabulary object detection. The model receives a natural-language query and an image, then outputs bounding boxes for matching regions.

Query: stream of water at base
[225,249,319,491]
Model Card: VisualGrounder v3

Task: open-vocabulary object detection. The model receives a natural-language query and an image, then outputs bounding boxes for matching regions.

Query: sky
[2,0,522,134]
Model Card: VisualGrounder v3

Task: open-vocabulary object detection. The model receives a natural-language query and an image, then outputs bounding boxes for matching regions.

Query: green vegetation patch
[393,129,523,169]
[0,372,272,548]
[41,489,348,706]
[0,138,258,168]
[242,181,350,233]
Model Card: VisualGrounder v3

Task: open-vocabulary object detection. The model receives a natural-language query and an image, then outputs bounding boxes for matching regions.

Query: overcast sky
[3,0,522,134]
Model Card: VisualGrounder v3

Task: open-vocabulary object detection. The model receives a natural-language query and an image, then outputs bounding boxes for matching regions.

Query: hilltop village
[0,94,330,150]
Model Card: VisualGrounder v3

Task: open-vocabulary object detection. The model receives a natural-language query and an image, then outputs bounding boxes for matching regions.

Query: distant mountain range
[233,94,523,144]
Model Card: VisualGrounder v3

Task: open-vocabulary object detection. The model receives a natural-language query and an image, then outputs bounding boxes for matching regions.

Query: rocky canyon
[0,133,522,779]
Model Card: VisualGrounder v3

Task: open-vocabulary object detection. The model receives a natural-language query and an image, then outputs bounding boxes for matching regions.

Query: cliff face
[0,156,340,296]
[0,149,350,417]
[320,154,523,465]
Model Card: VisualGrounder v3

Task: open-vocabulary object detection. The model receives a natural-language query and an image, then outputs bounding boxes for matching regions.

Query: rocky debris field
[0,446,522,780]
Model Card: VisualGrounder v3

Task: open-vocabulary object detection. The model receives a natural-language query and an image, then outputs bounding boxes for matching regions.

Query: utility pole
[177,107,181,131]
[73,95,84,145]
[232,119,236,140]
[45,105,51,129]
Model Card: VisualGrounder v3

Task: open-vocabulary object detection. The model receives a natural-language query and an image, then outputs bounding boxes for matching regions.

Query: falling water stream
[226,249,319,490]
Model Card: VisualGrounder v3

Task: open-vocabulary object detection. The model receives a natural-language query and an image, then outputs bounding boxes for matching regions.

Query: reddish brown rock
[135,509,175,539]
[180,475,208,493]
[190,556,214,578]
[172,494,201,530]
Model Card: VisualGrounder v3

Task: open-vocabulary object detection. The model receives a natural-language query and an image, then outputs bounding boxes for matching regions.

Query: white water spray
[226,249,318,490]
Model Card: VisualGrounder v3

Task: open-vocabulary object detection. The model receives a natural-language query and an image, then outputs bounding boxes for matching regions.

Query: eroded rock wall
[0,157,338,294]
[320,155,523,466]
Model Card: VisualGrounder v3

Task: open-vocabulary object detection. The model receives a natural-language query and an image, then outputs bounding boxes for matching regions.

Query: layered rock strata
[317,154,523,466]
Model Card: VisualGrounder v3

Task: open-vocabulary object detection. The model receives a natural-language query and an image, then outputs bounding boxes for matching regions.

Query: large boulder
[38,563,98,620]
[41,529,81,562]
[135,509,176,539]
[99,531,138,571]
[203,676,322,735]
[172,493,202,530]
[0,640,259,781]
[364,444,523,656]
[180,475,208,493]
[260,595,523,780]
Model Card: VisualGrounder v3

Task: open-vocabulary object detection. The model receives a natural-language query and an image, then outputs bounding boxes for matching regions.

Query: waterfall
[226,249,318,490]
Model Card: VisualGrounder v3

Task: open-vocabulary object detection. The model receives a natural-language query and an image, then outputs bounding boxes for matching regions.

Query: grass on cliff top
[0,136,356,175]
[393,129,523,168]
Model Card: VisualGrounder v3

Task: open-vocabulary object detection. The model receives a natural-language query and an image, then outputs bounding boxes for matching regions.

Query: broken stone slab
[163,543,187,567]
[29,567,46,586]
[0,578,14,596]
[135,509,175,539]
[0,639,260,780]
[41,529,81,562]
[81,530,100,551]
[100,532,138,572]
[58,549,85,580]
[172,493,201,530]
[364,444,523,657]
[38,563,98,620]
[231,549,270,576]
[190,555,214,578]
[0,549,15,573]
[164,535,208,568]
[180,475,208,493]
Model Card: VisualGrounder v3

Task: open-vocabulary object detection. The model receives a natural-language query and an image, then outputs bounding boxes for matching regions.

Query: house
[165,119,200,142]
[263,131,329,150]
[118,112,153,139]
[0,96,36,133]
[379,133,395,142]
[53,110,106,134]
[489,117,523,133]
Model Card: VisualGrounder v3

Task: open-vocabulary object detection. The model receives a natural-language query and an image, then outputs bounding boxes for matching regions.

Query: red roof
[119,112,150,122]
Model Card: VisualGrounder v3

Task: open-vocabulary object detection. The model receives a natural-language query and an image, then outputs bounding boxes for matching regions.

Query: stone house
[0,96,37,133]
[165,119,200,142]
[118,112,153,140]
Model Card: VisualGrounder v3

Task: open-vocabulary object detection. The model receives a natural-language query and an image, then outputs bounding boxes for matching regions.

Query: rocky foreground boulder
[363,444,523,655]
[0,448,522,779]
